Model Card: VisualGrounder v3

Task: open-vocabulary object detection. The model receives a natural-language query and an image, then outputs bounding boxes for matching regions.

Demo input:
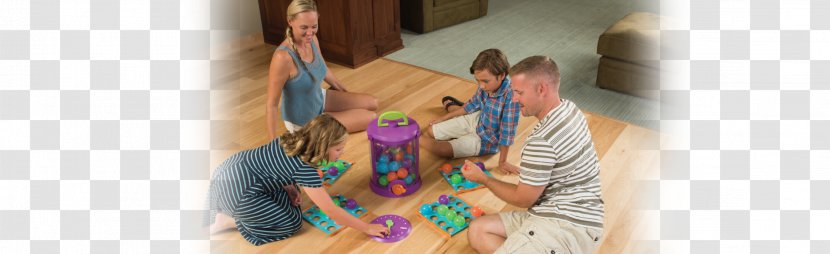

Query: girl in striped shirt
[207,114,388,245]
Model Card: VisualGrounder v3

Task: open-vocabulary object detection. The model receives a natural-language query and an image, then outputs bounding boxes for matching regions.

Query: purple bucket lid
[367,111,420,143]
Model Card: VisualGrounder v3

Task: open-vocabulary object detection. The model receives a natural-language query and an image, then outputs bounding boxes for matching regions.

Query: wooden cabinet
[258,0,404,68]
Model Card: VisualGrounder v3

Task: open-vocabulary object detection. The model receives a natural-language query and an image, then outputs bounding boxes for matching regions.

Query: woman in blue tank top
[266,0,378,138]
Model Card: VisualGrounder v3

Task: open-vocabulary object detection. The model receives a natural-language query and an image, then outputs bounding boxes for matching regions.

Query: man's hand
[498,161,520,175]
[284,185,302,206]
[429,116,446,125]
[461,160,489,184]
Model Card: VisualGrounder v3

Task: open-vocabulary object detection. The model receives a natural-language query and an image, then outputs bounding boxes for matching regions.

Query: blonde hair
[284,0,318,82]
[509,55,560,90]
[280,114,347,166]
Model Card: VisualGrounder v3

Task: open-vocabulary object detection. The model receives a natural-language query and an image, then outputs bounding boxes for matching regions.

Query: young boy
[421,49,521,173]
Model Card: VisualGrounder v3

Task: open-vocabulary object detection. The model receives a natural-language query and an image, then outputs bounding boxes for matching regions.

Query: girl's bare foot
[210,212,237,234]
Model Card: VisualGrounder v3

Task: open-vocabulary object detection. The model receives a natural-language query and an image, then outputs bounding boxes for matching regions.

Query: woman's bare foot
[210,212,237,234]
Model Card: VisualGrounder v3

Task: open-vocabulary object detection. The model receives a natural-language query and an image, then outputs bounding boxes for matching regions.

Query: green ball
[445,210,457,220]
[379,175,389,186]
[333,160,346,171]
[453,216,466,227]
[332,197,341,207]
[436,205,449,217]
[451,174,463,184]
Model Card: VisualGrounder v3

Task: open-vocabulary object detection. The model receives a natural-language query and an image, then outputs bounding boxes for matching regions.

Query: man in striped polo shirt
[462,56,604,254]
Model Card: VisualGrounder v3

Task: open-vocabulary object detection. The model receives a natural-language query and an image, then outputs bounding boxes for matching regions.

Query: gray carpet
[386,0,660,129]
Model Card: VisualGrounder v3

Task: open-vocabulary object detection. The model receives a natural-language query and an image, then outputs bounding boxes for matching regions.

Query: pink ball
[327,166,338,176]
[438,194,449,205]
[345,199,357,209]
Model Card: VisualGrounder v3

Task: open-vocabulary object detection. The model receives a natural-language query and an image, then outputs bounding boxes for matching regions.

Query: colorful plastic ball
[440,164,453,174]
[397,168,409,179]
[387,172,399,182]
[451,174,464,184]
[395,152,404,162]
[420,204,433,215]
[445,210,457,220]
[404,175,414,184]
[436,205,449,217]
[391,184,407,195]
[471,206,484,217]
[402,158,413,169]
[406,144,413,154]
[404,154,415,161]
[316,169,324,178]
[389,161,401,171]
[333,161,346,171]
[327,167,338,176]
[379,154,390,163]
[438,194,449,205]
[377,161,389,174]
[378,175,389,186]
[345,199,357,209]
[453,216,466,227]
[332,197,341,207]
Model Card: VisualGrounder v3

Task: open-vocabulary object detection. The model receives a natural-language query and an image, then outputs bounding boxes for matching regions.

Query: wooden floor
[207,45,660,254]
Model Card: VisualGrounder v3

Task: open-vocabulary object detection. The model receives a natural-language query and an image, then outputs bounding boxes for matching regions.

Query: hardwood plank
[208,45,659,253]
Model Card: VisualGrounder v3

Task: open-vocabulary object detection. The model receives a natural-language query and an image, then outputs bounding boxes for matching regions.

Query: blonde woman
[267,0,378,137]
[207,114,389,245]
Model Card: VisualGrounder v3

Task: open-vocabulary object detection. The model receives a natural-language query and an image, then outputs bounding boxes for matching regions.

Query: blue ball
[389,161,400,172]
[404,154,415,161]
[420,204,433,215]
[377,161,389,174]
[404,175,414,184]
[379,154,390,163]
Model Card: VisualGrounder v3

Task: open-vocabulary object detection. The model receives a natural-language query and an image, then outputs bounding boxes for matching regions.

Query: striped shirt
[463,77,521,155]
[518,99,604,229]
[207,138,322,245]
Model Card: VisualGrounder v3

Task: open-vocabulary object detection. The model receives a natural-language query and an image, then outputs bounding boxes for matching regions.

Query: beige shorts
[284,88,327,133]
[495,211,603,254]
[431,111,481,158]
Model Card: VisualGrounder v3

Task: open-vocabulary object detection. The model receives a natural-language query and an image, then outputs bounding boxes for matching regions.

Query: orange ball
[397,168,409,179]
[440,164,453,174]
[395,152,404,161]
[471,206,485,217]
[406,144,413,154]
[391,184,407,195]
[387,172,399,181]
[317,169,324,178]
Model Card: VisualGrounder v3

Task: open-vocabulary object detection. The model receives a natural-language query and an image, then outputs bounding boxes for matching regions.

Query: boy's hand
[284,185,302,206]
[498,161,520,175]
[364,223,391,237]
[429,116,446,125]
[461,160,489,184]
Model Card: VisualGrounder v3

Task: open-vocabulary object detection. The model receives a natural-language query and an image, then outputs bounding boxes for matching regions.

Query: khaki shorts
[495,211,603,254]
[431,111,481,158]
[284,88,327,133]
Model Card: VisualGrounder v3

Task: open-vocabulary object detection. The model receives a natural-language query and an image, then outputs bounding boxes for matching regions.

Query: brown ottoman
[596,12,661,99]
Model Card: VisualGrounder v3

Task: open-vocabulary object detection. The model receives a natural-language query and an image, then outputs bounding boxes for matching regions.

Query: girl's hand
[363,223,391,237]
[284,185,302,206]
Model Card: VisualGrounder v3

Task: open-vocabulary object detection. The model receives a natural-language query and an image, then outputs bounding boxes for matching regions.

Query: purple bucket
[367,111,421,198]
